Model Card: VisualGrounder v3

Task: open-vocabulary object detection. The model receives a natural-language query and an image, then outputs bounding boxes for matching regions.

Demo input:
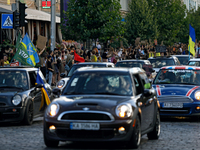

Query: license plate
[70,123,100,130]
[163,102,183,108]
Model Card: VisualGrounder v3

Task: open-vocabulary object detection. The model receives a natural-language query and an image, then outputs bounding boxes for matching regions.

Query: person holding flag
[188,24,196,58]
[35,68,51,111]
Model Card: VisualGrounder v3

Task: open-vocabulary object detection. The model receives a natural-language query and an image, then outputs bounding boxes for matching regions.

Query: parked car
[153,65,200,117]
[0,66,52,125]
[115,60,155,79]
[148,56,180,73]
[173,55,194,65]
[188,58,200,66]
[44,67,160,149]
[56,62,115,91]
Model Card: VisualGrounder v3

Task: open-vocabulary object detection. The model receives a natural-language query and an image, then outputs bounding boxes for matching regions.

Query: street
[0,117,200,150]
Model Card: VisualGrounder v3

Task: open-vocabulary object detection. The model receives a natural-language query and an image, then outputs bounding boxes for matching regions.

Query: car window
[139,73,151,89]
[63,72,133,96]
[0,70,28,90]
[115,62,144,68]
[188,61,200,66]
[132,74,143,95]
[153,69,200,85]
[148,59,175,68]
[29,71,37,88]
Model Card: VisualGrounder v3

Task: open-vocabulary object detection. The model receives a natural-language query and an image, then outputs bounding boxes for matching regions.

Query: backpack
[65,60,72,72]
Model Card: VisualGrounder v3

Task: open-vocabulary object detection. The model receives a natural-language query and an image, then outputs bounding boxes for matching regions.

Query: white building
[183,0,200,11]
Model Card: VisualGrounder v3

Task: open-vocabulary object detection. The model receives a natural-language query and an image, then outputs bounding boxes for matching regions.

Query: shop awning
[0,4,60,23]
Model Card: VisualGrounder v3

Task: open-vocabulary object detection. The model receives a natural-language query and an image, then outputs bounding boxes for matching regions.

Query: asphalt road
[0,117,200,150]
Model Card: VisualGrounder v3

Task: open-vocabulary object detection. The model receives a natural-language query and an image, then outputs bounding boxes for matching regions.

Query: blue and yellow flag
[189,24,196,56]
[36,69,51,111]
[22,33,39,66]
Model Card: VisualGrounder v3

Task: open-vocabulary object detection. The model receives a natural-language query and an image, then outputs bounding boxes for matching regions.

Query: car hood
[0,91,18,106]
[54,95,132,112]
[153,84,200,96]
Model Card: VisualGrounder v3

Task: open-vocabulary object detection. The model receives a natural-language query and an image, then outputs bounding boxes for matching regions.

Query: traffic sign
[1,14,13,29]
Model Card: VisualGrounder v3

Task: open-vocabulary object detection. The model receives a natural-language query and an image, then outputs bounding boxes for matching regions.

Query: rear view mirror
[60,73,66,78]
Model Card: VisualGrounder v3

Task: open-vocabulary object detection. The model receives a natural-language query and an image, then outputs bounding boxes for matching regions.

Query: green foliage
[147,0,186,45]
[124,0,158,45]
[61,0,124,44]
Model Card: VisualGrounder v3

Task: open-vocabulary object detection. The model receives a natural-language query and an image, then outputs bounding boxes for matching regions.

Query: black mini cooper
[44,67,160,149]
[0,67,52,125]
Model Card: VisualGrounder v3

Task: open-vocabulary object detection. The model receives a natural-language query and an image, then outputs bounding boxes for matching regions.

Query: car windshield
[63,72,133,96]
[0,70,28,90]
[188,61,200,66]
[154,69,200,85]
[149,59,175,68]
[68,64,106,76]
[177,57,189,65]
[115,61,144,68]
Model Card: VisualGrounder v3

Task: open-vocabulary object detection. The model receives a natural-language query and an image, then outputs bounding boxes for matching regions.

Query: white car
[56,62,115,92]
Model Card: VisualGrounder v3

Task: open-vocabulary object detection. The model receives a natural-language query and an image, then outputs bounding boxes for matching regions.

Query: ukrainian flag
[21,33,39,66]
[189,24,196,56]
[36,69,51,111]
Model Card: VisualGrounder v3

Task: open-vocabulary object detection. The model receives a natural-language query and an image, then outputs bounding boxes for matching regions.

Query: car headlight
[57,80,65,88]
[47,103,59,117]
[116,103,132,118]
[12,95,22,106]
[195,91,200,100]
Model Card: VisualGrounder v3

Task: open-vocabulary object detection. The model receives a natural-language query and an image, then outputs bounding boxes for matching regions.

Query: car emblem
[171,93,176,95]
[83,107,89,111]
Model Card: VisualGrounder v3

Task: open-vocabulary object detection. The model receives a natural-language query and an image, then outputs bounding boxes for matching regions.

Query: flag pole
[189,46,190,61]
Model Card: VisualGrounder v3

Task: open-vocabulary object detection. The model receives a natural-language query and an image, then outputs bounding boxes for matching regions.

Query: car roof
[74,62,114,65]
[116,60,150,63]
[148,56,176,59]
[161,65,200,70]
[173,55,193,57]
[188,58,200,61]
[0,66,38,71]
[75,67,145,74]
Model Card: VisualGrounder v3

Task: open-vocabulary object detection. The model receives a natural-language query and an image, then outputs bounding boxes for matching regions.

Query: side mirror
[143,89,153,97]
[152,69,155,73]
[52,88,61,96]
[60,73,66,78]
[35,84,44,88]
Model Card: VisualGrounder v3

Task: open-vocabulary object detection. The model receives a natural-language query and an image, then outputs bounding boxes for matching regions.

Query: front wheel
[147,110,160,140]
[127,116,141,149]
[22,100,33,125]
[44,133,59,147]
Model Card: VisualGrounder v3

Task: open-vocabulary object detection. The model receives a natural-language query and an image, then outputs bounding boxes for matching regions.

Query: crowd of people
[1,40,200,86]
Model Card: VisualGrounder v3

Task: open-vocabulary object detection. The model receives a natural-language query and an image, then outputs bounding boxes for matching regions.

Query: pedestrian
[46,55,54,86]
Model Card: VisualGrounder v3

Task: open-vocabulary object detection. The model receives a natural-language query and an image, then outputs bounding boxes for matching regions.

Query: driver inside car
[157,72,170,83]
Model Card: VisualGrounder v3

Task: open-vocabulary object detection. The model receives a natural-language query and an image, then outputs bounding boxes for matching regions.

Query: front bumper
[0,106,25,122]
[44,117,134,142]
[159,102,200,116]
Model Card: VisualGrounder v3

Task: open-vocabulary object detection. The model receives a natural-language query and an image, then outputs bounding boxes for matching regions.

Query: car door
[28,71,42,116]
[132,73,149,131]
[139,72,155,129]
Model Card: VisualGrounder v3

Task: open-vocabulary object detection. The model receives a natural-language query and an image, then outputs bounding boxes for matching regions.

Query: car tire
[22,100,33,125]
[147,110,160,140]
[127,116,141,149]
[44,132,59,147]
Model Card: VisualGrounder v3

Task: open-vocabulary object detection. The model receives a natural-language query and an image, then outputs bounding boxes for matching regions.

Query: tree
[147,0,186,45]
[61,0,125,46]
[124,0,158,45]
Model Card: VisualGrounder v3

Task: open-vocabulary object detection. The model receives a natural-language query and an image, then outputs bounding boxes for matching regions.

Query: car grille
[158,96,193,103]
[56,129,115,139]
[0,102,6,106]
[58,111,114,122]
[160,108,190,114]
[61,113,110,120]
